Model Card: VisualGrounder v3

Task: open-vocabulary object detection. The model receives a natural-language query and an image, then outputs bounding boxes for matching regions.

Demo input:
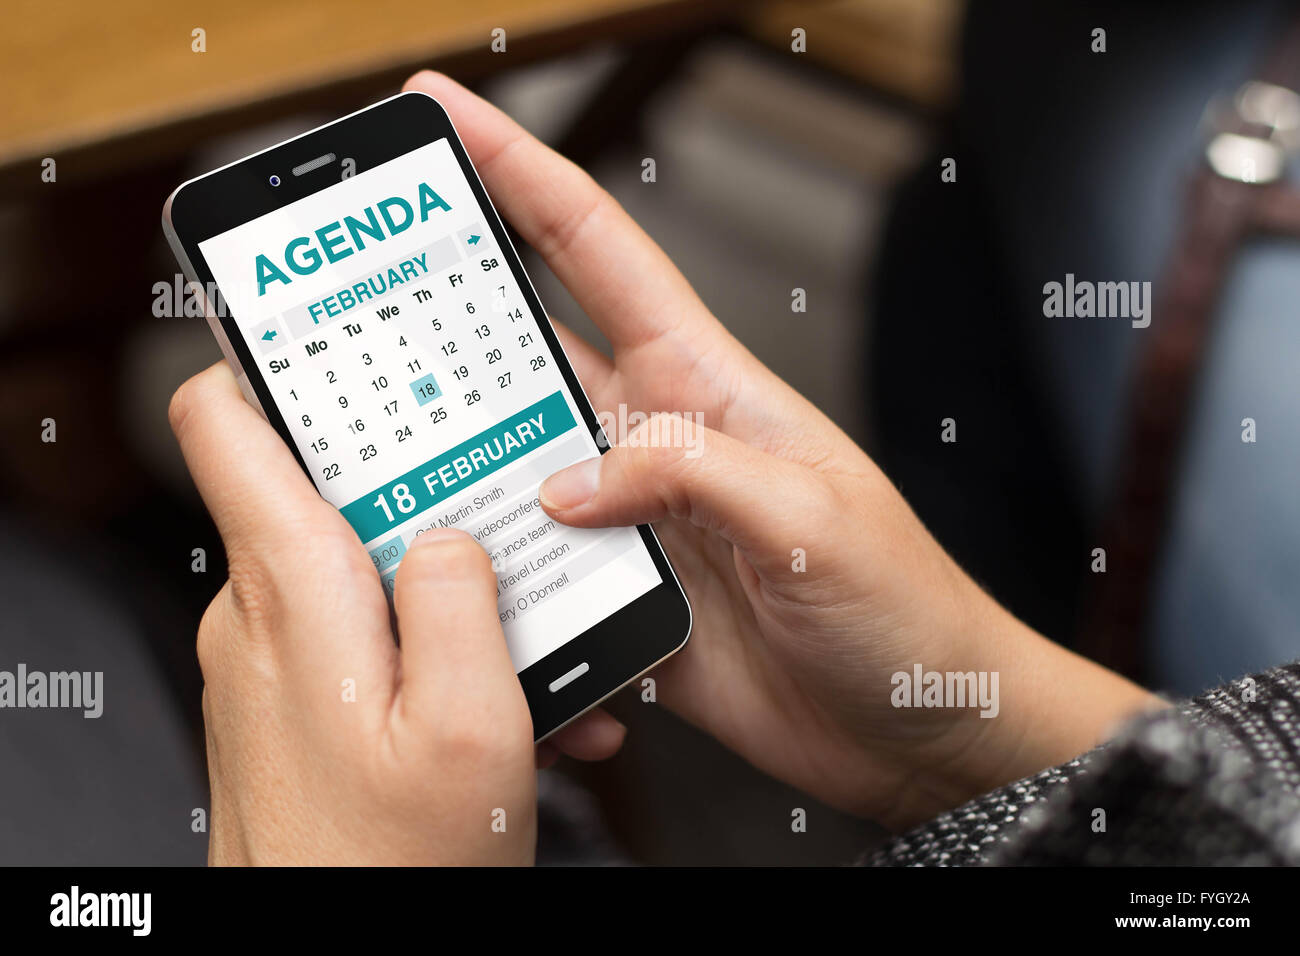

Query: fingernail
[540,457,601,510]
[407,527,469,550]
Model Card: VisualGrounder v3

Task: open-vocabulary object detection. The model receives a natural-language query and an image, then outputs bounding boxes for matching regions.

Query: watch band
[1077,18,1300,680]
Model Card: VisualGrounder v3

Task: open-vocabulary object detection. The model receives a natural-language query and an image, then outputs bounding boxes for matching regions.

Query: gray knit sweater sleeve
[865,663,1300,866]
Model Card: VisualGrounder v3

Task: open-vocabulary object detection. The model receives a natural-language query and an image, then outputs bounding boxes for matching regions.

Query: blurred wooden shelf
[0,0,757,196]
[750,0,963,109]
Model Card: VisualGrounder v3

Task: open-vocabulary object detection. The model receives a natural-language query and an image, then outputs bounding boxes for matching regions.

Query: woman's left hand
[169,361,623,865]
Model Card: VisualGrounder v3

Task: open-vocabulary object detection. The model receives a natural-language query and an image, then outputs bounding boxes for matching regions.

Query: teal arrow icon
[467,234,481,245]
[262,329,278,342]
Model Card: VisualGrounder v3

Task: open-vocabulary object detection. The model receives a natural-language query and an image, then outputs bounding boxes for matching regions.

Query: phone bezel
[163,91,691,740]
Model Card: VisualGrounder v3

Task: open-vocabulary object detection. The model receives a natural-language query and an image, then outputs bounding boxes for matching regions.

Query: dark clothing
[867,663,1300,866]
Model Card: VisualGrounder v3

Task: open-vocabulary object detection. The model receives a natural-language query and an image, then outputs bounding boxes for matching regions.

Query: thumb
[392,529,528,732]
[539,415,825,576]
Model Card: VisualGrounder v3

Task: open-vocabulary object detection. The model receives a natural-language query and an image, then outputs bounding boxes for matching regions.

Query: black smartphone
[162,91,691,739]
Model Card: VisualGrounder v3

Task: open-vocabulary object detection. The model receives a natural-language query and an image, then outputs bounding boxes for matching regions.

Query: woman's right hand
[407,71,1163,829]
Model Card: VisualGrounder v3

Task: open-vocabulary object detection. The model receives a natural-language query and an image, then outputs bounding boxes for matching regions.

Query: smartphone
[162,91,691,739]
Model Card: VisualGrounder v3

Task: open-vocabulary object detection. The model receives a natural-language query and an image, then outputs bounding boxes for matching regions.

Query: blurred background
[3,0,1300,864]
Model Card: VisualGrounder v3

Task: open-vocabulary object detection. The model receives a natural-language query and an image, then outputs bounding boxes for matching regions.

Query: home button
[548,662,590,693]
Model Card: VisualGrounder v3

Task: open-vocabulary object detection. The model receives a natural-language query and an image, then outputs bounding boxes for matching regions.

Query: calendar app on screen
[199,138,661,672]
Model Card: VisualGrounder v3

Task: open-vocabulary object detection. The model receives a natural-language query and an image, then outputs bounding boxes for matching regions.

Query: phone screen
[196,137,662,672]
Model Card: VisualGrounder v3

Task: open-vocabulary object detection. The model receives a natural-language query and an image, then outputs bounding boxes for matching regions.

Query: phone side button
[548,662,590,693]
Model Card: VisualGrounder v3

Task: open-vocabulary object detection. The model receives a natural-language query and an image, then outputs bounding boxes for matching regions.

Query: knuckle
[628,414,695,466]
[195,590,230,677]
[626,412,670,445]
[196,575,281,688]
[167,378,198,438]
[223,554,282,634]
[169,364,230,440]
[435,720,498,765]
[437,710,531,766]
[536,182,611,261]
[621,415,695,512]
[223,522,372,630]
